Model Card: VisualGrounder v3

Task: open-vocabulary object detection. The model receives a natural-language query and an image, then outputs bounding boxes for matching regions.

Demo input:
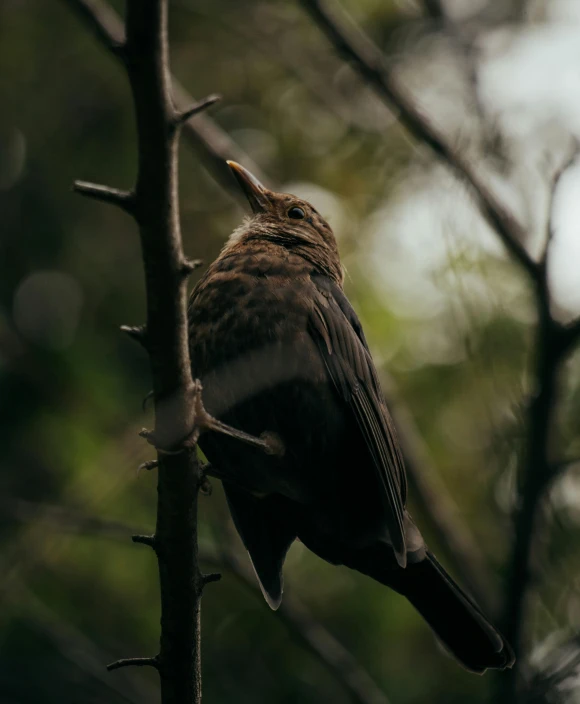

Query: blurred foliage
[1,0,580,702]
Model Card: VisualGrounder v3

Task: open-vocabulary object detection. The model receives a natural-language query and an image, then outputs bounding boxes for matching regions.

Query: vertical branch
[73,0,221,701]
[500,304,563,682]
[122,2,203,702]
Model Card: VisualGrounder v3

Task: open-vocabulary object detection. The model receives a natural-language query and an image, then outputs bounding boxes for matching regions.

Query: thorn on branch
[181,258,203,278]
[202,572,222,587]
[132,534,156,548]
[73,180,135,214]
[107,656,159,672]
[120,324,148,347]
[174,94,221,127]
[138,459,159,472]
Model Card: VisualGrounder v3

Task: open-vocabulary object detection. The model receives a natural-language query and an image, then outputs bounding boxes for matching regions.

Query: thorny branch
[71,0,221,701]
[299,0,580,700]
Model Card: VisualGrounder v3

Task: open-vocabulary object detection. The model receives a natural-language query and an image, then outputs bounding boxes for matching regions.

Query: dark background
[2,1,580,702]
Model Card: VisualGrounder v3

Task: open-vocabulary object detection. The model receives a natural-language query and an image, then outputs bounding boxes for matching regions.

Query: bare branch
[300,0,538,282]
[107,657,159,672]
[73,180,134,214]
[63,0,125,55]
[63,0,267,197]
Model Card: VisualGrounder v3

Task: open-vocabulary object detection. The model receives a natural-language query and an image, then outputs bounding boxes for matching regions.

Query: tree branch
[63,0,267,198]
[299,0,538,283]
[73,1,210,700]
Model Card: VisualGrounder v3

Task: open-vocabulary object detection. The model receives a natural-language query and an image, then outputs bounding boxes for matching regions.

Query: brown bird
[187,161,514,674]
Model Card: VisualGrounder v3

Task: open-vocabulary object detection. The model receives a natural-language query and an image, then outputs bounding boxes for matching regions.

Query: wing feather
[309,275,408,567]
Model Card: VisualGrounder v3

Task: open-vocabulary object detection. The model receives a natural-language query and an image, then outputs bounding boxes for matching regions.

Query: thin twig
[300,0,537,283]
[107,657,159,672]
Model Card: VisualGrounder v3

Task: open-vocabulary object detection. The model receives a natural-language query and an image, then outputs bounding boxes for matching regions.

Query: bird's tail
[387,551,514,674]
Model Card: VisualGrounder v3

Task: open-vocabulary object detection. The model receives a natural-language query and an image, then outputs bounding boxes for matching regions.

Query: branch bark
[73,1,215,701]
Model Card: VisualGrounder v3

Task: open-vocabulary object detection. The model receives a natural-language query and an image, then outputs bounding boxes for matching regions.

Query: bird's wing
[309,274,408,567]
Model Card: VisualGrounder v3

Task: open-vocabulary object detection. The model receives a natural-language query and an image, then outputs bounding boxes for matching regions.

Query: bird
[187,160,515,674]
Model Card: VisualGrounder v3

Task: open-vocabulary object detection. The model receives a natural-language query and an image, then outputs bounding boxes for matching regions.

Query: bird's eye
[288,206,305,220]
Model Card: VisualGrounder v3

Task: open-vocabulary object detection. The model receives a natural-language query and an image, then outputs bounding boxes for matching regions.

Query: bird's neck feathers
[221,219,344,287]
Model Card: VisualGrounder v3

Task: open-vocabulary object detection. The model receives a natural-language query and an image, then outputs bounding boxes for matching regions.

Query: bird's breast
[188,250,326,419]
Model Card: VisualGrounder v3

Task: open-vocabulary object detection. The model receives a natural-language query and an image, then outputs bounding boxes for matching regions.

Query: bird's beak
[227,161,270,214]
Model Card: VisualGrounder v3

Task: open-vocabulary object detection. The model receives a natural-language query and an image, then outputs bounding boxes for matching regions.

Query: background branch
[298,2,580,700]
[63,0,267,197]
[300,0,536,282]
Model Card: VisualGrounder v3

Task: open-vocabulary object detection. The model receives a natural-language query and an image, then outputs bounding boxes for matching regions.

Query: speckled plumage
[187,162,514,673]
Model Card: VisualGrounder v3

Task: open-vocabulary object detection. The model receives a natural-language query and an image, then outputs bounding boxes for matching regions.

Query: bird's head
[225,161,343,285]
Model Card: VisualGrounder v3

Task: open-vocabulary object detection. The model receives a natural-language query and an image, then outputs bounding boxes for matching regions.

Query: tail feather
[391,551,515,674]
